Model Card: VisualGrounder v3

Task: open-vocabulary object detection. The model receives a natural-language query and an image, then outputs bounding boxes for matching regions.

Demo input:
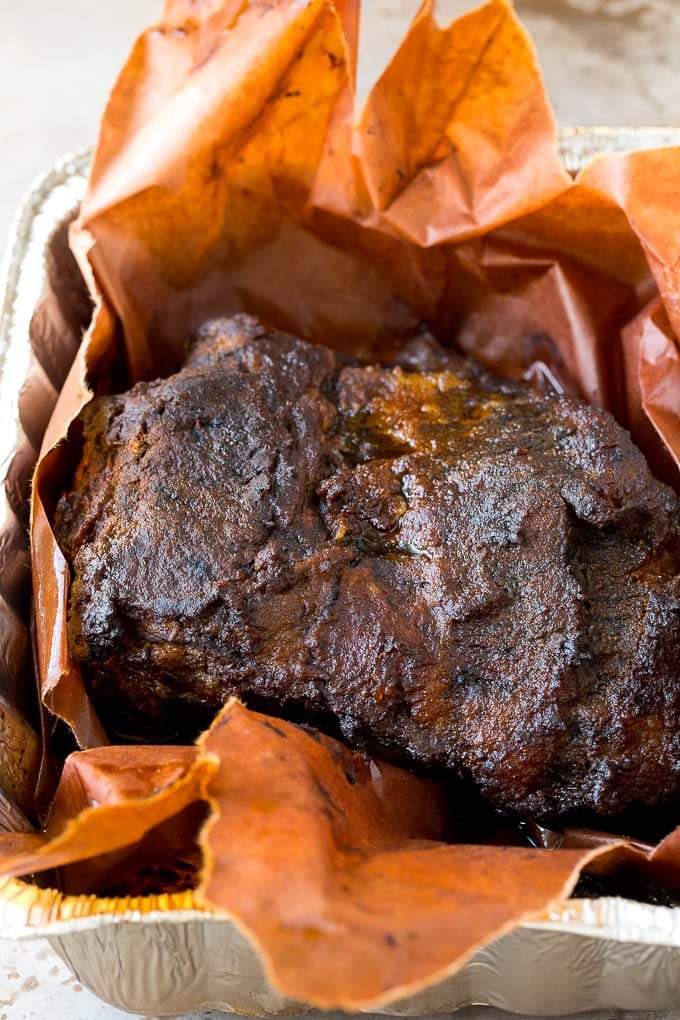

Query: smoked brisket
[55,316,680,818]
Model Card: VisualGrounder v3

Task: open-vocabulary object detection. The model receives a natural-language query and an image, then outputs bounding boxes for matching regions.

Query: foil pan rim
[2,894,680,947]
[3,130,680,952]
[0,148,91,527]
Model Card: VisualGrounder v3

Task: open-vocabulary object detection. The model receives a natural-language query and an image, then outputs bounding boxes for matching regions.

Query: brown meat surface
[54,316,680,819]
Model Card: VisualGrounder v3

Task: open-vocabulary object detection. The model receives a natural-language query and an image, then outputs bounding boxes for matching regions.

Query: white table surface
[1,1,679,1017]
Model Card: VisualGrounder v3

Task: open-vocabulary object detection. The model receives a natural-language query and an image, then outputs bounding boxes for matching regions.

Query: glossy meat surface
[55,316,680,818]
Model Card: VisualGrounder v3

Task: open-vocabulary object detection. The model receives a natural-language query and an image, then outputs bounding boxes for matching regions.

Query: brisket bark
[55,316,680,818]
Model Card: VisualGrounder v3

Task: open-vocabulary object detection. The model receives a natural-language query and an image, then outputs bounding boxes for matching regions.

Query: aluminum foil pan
[2,129,680,1017]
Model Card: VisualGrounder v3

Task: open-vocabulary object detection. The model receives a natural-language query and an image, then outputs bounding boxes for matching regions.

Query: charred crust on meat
[54,314,680,820]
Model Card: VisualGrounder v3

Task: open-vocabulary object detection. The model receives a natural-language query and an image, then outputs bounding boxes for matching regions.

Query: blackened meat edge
[54,316,680,819]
